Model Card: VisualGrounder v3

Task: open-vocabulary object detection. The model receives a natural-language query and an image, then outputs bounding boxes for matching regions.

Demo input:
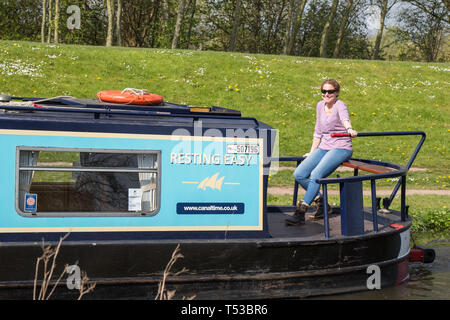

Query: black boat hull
[0,221,410,300]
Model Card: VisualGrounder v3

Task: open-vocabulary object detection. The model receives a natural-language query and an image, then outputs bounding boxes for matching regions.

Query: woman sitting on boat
[286,79,358,226]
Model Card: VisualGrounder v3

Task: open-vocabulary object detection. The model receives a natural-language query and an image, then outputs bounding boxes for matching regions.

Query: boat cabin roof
[0,96,272,131]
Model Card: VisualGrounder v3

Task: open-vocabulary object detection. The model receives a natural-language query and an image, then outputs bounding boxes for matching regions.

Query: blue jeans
[293,148,352,205]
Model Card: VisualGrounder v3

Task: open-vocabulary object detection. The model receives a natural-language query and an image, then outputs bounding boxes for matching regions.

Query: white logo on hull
[198,173,225,190]
[182,172,240,191]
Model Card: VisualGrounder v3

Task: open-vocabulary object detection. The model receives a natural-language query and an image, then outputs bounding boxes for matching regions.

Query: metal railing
[277,131,426,238]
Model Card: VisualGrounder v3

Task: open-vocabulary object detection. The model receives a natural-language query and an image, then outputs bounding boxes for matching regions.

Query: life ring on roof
[96,88,164,106]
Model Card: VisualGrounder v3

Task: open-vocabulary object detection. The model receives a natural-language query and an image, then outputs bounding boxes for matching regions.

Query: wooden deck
[267,206,404,240]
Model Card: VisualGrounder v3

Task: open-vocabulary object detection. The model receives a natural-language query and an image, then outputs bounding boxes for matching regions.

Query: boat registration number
[226,144,260,154]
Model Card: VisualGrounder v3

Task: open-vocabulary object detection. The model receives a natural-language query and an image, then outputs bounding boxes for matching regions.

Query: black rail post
[371,179,378,232]
[292,160,300,206]
[401,175,406,221]
[323,184,330,238]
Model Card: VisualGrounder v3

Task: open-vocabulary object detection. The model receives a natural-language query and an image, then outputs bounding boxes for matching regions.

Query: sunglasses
[321,89,337,94]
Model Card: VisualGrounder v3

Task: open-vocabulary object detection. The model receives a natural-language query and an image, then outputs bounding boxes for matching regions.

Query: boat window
[16,147,160,217]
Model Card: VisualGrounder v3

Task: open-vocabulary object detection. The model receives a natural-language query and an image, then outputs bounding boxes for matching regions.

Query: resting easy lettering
[170,152,253,166]
[170,152,221,165]
[224,154,252,166]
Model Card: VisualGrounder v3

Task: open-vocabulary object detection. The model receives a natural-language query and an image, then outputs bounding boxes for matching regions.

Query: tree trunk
[249,0,263,53]
[106,0,114,46]
[319,0,339,58]
[53,0,59,43]
[268,0,287,53]
[41,0,46,43]
[287,0,308,55]
[229,0,241,52]
[116,0,122,46]
[47,0,52,43]
[186,0,197,49]
[333,0,353,58]
[149,0,162,48]
[372,0,388,60]
[172,0,186,49]
[425,21,443,62]
[283,0,295,55]
[161,0,169,32]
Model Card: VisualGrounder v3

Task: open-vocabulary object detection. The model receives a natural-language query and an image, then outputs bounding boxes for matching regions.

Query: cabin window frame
[15,146,161,217]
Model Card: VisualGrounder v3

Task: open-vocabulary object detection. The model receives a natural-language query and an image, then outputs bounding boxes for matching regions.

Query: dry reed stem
[155,244,192,300]
[77,271,96,300]
[33,233,96,300]
[33,233,69,300]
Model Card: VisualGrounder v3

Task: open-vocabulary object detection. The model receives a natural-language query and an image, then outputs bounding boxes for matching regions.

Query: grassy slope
[1,40,448,187]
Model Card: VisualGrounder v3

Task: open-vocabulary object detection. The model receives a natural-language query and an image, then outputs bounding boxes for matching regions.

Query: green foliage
[62,0,108,46]
[0,0,373,60]
[1,0,447,62]
[0,0,41,40]
[409,208,450,233]
[396,0,449,62]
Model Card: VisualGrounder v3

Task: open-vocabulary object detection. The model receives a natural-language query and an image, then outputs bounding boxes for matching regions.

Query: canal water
[318,237,450,300]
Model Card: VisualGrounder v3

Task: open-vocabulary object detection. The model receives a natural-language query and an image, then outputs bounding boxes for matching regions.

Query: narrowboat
[0,93,433,299]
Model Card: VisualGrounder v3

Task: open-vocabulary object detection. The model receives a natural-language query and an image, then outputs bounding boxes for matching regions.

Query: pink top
[313,100,352,151]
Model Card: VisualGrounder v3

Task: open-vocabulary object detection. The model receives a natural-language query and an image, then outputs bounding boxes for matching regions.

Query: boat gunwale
[0,213,411,247]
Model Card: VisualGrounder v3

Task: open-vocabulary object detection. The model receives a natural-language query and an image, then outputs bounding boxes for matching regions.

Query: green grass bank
[1,40,448,230]
[1,40,448,168]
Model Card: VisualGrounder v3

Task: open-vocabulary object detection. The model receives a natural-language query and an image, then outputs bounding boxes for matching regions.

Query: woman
[286,79,357,226]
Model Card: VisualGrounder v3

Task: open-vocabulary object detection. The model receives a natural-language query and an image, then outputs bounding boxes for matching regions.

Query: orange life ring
[96,89,164,106]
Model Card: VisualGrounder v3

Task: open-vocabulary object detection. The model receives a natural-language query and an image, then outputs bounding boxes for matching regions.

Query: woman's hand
[347,129,358,137]
[303,152,310,158]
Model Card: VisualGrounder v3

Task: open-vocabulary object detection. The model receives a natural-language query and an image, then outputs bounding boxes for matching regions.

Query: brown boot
[308,196,332,220]
[285,201,308,226]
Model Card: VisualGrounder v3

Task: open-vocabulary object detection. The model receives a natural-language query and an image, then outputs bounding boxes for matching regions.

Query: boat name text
[170,152,253,166]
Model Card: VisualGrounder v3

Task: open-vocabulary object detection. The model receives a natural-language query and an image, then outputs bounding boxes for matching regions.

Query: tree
[300,0,332,56]
[319,0,339,58]
[106,0,114,46]
[263,0,287,53]
[172,0,187,49]
[333,0,353,58]
[105,0,123,47]
[47,0,52,43]
[405,0,450,24]
[283,0,295,54]
[0,0,382,60]
[397,0,449,61]
[248,0,263,53]
[120,0,164,48]
[53,0,59,43]
[116,0,122,46]
[185,0,198,49]
[41,0,47,43]
[229,0,241,51]
[371,0,399,60]
[284,0,309,55]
